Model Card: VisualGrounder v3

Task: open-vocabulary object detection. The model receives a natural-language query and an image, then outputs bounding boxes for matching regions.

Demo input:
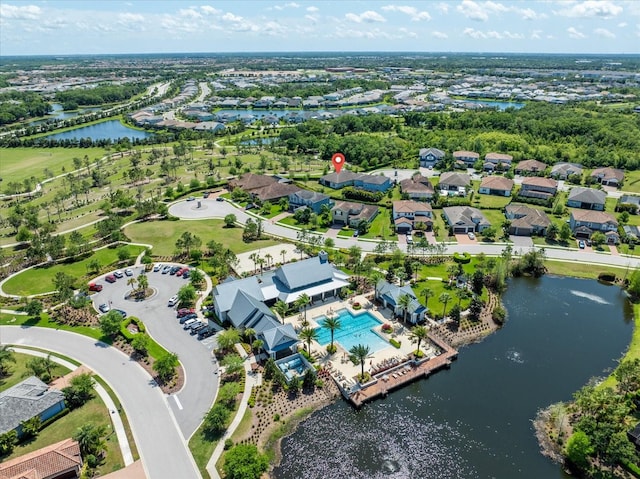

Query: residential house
[212,253,350,357]
[319,170,391,192]
[590,167,624,187]
[618,195,640,213]
[331,200,379,227]
[514,159,547,176]
[419,147,445,168]
[375,280,426,324]
[442,206,492,233]
[400,174,435,201]
[518,177,558,200]
[438,172,471,196]
[193,121,225,133]
[0,438,82,479]
[392,200,433,233]
[288,190,333,214]
[228,173,301,203]
[567,187,606,211]
[478,176,514,196]
[484,152,513,172]
[623,225,640,241]
[569,210,620,243]
[0,376,66,436]
[550,162,584,180]
[504,204,551,236]
[452,150,480,168]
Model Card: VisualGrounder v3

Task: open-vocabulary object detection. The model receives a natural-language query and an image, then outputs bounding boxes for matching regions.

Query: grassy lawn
[0,313,110,342]
[276,216,329,233]
[361,209,396,240]
[545,260,631,279]
[0,147,106,184]
[123,219,280,257]
[2,245,145,296]
[623,170,640,194]
[472,193,512,209]
[0,352,71,391]
[601,303,640,389]
[480,209,507,228]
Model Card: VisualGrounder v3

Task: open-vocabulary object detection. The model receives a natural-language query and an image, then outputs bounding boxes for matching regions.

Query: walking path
[206,348,263,479]
[10,347,135,466]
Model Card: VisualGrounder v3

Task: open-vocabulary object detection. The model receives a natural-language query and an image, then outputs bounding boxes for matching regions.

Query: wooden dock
[346,334,458,408]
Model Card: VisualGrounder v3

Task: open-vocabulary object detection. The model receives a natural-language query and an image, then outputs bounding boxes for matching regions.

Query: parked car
[182,269,191,279]
[578,240,586,249]
[168,295,178,307]
[105,275,116,283]
[113,270,124,278]
[197,328,215,340]
[216,196,224,202]
[202,191,210,198]
[586,239,592,247]
[125,268,134,277]
[468,232,476,240]
[186,196,196,202]
[176,268,184,277]
[245,203,255,210]
[190,324,208,335]
[98,303,110,313]
[352,230,359,237]
[112,309,127,318]
[169,266,181,275]
[162,265,172,274]
[179,313,198,324]
[88,283,103,292]
[406,234,413,244]
[153,263,163,272]
[176,308,195,318]
[182,318,198,330]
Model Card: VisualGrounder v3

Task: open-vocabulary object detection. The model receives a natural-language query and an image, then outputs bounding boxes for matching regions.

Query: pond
[274,276,633,479]
[43,120,153,141]
[30,103,101,125]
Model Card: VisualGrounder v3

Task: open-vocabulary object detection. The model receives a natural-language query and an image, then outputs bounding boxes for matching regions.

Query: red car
[176,268,185,277]
[176,308,195,318]
[88,283,103,292]
[105,275,116,283]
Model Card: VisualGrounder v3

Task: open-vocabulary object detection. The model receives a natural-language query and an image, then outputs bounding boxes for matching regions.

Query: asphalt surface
[169,198,640,269]
[0,326,201,479]
[92,265,219,438]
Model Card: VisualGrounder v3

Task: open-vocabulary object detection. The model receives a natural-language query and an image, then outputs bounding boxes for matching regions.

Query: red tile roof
[0,439,82,479]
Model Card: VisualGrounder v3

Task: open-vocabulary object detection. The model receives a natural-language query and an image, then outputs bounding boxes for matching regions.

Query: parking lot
[89,263,219,437]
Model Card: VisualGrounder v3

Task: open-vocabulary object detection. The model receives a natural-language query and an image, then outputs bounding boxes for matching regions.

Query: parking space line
[173,395,183,410]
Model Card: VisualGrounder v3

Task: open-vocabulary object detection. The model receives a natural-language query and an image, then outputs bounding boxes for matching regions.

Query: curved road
[168,197,640,270]
[0,326,200,479]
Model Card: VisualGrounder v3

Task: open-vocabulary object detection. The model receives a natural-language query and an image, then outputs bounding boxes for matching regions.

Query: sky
[0,0,639,56]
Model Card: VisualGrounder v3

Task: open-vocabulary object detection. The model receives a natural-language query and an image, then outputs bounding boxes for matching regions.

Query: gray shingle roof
[261,324,299,353]
[568,187,606,204]
[439,172,471,188]
[275,256,334,291]
[0,376,65,435]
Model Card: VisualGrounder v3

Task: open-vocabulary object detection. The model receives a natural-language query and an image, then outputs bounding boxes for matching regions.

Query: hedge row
[389,338,401,349]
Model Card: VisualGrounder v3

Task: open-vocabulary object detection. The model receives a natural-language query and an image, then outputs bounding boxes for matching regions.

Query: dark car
[169,266,181,275]
[216,197,224,202]
[179,313,198,324]
[176,308,195,318]
[190,324,208,335]
[105,275,116,283]
[245,203,255,210]
[112,309,127,318]
[88,283,103,292]
[162,265,172,274]
[182,269,191,279]
[197,328,215,340]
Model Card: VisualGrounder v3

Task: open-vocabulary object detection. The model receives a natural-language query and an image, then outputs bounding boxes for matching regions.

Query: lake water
[274,276,633,479]
[30,103,101,125]
[43,120,153,141]
[455,99,526,110]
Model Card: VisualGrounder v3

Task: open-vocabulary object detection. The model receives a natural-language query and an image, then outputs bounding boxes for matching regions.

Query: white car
[468,232,476,240]
[406,234,413,244]
[168,295,178,307]
[98,303,110,313]
[113,270,124,278]
[125,268,134,277]
[153,263,163,272]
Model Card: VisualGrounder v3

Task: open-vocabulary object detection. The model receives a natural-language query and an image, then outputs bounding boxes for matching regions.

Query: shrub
[352,302,362,310]
[492,305,507,325]
[326,344,337,354]
[598,272,616,282]
[389,338,401,349]
[453,252,471,264]
[381,323,393,333]
[224,439,234,450]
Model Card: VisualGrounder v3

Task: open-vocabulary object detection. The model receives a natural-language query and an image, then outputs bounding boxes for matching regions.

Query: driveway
[1,326,201,479]
[92,265,218,438]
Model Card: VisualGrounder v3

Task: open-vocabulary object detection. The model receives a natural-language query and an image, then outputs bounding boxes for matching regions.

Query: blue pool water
[315,309,389,354]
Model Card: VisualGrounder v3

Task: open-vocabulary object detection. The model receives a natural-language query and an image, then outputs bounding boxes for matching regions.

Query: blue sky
[0,1,638,56]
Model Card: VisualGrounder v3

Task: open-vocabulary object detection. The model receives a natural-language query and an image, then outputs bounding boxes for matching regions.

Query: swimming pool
[276,354,309,381]
[315,308,389,354]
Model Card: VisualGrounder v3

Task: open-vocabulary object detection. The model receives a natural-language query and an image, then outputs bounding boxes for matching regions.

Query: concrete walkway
[10,347,135,466]
[206,351,262,479]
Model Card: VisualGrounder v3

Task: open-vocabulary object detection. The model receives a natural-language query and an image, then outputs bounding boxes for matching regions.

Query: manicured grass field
[544,259,630,279]
[123,219,280,256]
[0,352,71,392]
[0,147,106,184]
[2,245,144,296]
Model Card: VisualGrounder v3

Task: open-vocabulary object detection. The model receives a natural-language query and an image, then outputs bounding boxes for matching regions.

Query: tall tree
[320,316,342,352]
[439,292,452,319]
[298,327,319,355]
[349,344,372,380]
[295,293,311,320]
[409,325,429,355]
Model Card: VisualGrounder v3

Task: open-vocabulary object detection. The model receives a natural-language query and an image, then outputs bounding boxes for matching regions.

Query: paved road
[168,198,640,270]
[92,265,218,438]
[0,326,200,479]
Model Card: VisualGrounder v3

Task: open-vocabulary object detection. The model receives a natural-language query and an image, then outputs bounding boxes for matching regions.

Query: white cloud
[531,29,543,39]
[567,26,586,38]
[617,22,627,27]
[118,13,144,24]
[381,5,431,21]
[436,3,449,14]
[431,30,448,38]
[594,27,615,37]
[178,8,201,20]
[200,6,221,16]
[306,6,319,13]
[0,4,41,20]
[457,0,490,21]
[222,12,243,23]
[462,27,523,39]
[556,1,623,18]
[345,11,386,23]
[456,1,544,21]
[463,27,487,38]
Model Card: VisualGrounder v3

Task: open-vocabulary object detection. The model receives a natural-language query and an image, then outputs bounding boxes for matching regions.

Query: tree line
[55,82,147,110]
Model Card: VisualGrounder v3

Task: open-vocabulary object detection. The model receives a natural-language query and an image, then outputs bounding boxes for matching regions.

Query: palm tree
[265,253,273,268]
[298,327,319,355]
[397,293,413,323]
[0,345,16,377]
[295,293,311,320]
[456,288,471,308]
[320,316,342,352]
[369,270,385,298]
[127,276,137,293]
[349,344,372,381]
[136,273,149,298]
[412,260,421,282]
[280,249,287,264]
[420,287,434,311]
[244,327,256,346]
[273,299,288,323]
[73,423,107,457]
[439,292,452,319]
[409,325,429,355]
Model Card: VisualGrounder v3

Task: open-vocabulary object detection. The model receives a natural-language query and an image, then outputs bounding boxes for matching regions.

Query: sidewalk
[10,347,135,467]
[206,352,262,479]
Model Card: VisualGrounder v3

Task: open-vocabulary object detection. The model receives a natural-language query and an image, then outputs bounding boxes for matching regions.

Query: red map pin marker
[332,153,345,173]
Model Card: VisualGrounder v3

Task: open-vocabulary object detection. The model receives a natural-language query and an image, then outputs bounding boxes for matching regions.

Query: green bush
[119,317,146,341]
[224,439,234,450]
[389,338,401,349]
[622,460,640,478]
[598,272,616,282]
[453,252,471,264]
